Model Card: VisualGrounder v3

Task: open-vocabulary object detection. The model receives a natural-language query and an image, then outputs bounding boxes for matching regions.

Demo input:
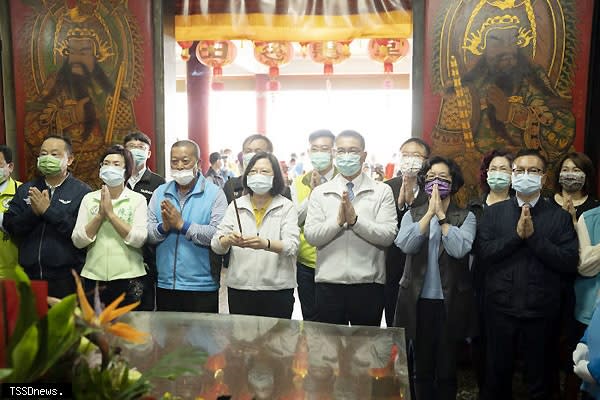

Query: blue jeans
[296,262,318,321]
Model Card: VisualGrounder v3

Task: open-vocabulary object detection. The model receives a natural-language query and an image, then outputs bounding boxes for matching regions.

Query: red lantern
[177,41,194,61]
[308,41,351,75]
[254,41,294,91]
[368,38,410,73]
[196,40,237,90]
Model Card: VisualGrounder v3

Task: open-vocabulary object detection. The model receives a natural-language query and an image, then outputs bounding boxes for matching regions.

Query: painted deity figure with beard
[22,0,143,188]
[431,2,577,202]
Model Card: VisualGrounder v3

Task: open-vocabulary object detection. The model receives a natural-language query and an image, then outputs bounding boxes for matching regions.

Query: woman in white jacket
[211,152,299,318]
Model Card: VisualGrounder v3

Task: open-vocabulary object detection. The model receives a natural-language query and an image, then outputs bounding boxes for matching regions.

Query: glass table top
[119,312,409,399]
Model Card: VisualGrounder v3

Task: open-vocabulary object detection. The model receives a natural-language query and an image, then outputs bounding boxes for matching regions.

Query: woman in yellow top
[72,145,147,306]
[211,152,299,318]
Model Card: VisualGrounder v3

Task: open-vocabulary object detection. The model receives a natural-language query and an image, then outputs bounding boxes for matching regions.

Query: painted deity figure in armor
[23,0,142,187]
[431,0,576,202]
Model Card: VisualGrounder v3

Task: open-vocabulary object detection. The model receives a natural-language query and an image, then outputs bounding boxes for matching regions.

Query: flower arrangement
[0,268,205,399]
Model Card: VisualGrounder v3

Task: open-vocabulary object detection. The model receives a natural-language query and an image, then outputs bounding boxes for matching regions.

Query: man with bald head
[147,139,227,312]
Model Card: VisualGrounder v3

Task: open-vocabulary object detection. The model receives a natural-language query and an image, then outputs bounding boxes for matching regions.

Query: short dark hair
[43,134,73,155]
[336,130,365,150]
[242,134,273,153]
[479,149,514,193]
[242,152,286,197]
[401,137,431,157]
[514,149,547,170]
[172,140,200,161]
[99,144,134,182]
[419,155,465,195]
[0,145,13,164]
[123,130,151,147]
[554,152,596,195]
[209,152,221,164]
[308,129,335,144]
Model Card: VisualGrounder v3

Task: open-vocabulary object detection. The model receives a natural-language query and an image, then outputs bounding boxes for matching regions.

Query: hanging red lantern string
[254,41,294,91]
[177,41,194,62]
[195,40,237,91]
[368,38,410,73]
[308,41,351,75]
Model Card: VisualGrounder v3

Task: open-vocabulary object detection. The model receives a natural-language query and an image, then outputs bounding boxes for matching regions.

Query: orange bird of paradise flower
[72,270,149,344]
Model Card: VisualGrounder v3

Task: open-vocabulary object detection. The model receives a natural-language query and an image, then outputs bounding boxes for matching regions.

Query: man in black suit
[384,137,430,326]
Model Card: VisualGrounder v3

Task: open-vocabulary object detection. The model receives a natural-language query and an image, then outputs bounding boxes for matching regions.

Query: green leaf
[28,295,80,379]
[0,368,13,380]
[144,347,207,381]
[8,324,39,382]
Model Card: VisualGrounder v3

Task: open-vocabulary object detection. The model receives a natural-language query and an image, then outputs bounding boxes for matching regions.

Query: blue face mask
[129,148,148,166]
[335,154,362,177]
[99,166,125,187]
[247,174,273,195]
[511,173,542,195]
[487,171,511,192]
[310,152,332,172]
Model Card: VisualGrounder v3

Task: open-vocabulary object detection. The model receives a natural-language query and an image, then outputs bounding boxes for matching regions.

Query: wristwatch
[438,217,448,226]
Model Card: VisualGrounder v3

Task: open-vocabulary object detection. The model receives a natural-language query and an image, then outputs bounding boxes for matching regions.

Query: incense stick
[232,197,243,234]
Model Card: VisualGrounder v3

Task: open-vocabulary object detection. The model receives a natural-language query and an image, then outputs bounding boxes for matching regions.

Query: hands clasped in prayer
[516,204,534,239]
[28,187,51,216]
[337,190,357,227]
[160,199,184,231]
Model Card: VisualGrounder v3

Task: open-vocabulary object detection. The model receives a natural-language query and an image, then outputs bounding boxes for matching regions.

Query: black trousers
[156,287,218,313]
[413,298,457,400]
[315,282,384,326]
[84,277,144,307]
[484,308,554,400]
[384,258,404,326]
[47,276,76,299]
[296,262,318,321]
[228,287,294,319]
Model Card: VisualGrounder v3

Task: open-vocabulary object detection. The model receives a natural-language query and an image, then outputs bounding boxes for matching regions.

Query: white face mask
[246,174,274,195]
[398,155,423,177]
[171,168,196,186]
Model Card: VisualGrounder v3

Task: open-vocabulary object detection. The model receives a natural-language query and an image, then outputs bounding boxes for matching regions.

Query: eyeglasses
[310,146,332,152]
[512,167,544,175]
[335,148,362,156]
[125,144,149,151]
[487,166,511,173]
[425,173,451,181]
[400,152,425,159]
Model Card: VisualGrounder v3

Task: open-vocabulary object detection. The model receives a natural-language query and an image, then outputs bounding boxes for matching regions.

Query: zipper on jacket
[171,193,194,289]
[38,223,46,279]
[172,233,180,289]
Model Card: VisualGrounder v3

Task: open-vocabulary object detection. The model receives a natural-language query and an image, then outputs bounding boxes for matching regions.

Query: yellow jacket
[0,177,21,278]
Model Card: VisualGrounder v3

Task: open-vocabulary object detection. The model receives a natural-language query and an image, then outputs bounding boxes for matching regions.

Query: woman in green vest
[72,145,147,306]
[0,145,21,279]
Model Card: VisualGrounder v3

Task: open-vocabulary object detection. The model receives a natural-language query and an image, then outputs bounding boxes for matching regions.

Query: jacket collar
[236,193,285,213]
[323,172,375,196]
[1,177,18,196]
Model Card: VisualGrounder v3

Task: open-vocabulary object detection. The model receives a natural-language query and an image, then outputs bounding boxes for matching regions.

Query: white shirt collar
[128,167,147,188]
[516,193,540,208]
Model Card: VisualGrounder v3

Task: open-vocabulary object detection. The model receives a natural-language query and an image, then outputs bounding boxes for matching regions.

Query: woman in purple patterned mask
[394,156,476,400]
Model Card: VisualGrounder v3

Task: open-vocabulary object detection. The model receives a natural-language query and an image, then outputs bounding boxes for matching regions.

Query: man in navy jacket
[3,135,91,298]
[478,149,578,400]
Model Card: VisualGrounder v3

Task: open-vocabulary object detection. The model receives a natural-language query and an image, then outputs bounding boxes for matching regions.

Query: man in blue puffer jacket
[148,140,227,312]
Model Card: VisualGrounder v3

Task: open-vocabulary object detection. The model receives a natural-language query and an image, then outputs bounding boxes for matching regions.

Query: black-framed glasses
[512,167,544,175]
